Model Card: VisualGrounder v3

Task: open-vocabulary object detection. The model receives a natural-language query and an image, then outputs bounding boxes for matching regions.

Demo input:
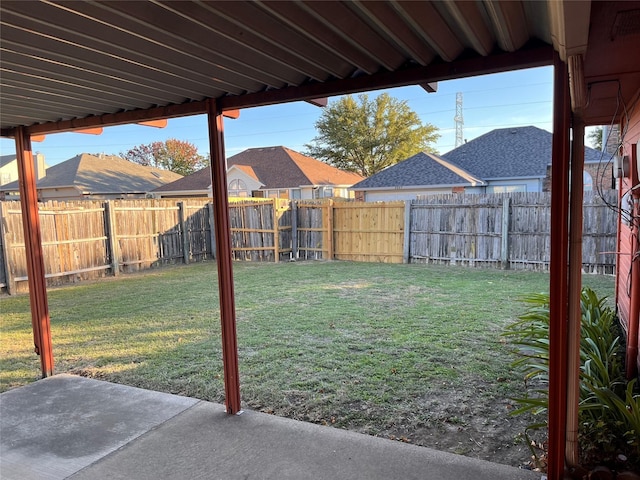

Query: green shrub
[504,287,639,466]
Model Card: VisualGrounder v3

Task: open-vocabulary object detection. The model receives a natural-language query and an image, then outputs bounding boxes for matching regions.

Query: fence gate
[333,201,405,263]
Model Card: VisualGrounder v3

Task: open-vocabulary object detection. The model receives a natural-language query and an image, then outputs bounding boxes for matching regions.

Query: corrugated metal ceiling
[1,1,638,131]
[0,0,552,131]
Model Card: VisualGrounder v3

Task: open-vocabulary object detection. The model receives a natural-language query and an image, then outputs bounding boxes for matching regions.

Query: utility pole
[455,92,464,148]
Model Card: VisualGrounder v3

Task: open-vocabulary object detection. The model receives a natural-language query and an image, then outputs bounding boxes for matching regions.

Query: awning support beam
[206,99,242,415]
[14,126,54,377]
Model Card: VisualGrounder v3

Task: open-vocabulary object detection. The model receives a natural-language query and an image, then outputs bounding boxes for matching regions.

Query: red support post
[14,127,54,377]
[566,117,585,467]
[206,99,242,414]
[547,54,571,479]
[626,142,640,379]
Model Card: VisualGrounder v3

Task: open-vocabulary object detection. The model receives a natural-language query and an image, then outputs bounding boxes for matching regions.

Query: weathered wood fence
[406,192,616,272]
[0,191,618,293]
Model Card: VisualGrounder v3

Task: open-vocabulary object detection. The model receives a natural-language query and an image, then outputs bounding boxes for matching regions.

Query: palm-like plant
[504,288,639,467]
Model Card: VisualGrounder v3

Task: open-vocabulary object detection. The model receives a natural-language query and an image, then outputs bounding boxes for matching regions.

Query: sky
[0,65,599,167]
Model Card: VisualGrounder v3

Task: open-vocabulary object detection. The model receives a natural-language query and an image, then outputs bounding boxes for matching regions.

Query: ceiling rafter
[197,1,348,80]
[256,1,379,75]
[393,1,465,62]
[435,1,494,56]
[349,1,437,66]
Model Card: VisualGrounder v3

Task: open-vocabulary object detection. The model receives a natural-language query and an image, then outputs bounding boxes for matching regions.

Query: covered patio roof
[1,1,637,134]
[2,2,639,480]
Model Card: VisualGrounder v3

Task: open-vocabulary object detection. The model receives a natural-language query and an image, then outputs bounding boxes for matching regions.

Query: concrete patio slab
[0,374,198,480]
[1,374,541,480]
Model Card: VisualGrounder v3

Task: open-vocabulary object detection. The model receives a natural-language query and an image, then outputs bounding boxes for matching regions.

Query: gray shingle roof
[0,153,182,193]
[351,152,483,189]
[441,126,604,179]
[0,154,15,168]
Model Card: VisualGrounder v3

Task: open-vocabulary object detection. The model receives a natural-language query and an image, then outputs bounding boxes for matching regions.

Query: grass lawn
[0,260,615,466]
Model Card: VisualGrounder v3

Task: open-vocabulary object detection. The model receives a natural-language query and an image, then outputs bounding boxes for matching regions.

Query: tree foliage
[587,127,603,151]
[120,139,207,176]
[305,93,440,177]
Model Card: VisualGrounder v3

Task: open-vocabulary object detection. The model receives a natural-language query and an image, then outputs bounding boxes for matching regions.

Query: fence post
[325,199,334,260]
[178,201,189,264]
[291,200,298,260]
[208,202,216,259]
[104,200,119,276]
[501,196,510,270]
[272,198,279,263]
[0,202,14,294]
[403,200,412,264]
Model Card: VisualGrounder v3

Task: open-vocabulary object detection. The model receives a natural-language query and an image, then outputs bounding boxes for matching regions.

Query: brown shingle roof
[152,166,212,192]
[155,146,364,193]
[233,164,259,181]
[227,146,363,188]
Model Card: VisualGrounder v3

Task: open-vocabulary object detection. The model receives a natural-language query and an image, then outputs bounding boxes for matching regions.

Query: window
[228,179,248,197]
[583,170,593,191]
[487,185,526,193]
[266,189,289,199]
[313,186,334,199]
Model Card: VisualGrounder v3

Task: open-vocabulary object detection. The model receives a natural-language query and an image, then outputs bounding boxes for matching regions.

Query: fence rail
[0,191,618,293]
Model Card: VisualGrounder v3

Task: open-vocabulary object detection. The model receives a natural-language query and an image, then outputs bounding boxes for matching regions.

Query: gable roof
[0,155,15,168]
[154,146,363,193]
[441,126,604,180]
[0,153,182,193]
[152,166,212,192]
[233,164,260,182]
[226,146,363,188]
[351,152,485,190]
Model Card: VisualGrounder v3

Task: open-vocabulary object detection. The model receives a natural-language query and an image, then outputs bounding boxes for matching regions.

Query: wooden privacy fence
[0,198,215,293]
[0,191,618,293]
[406,191,617,273]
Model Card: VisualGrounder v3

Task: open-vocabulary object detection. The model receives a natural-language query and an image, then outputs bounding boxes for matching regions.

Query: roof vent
[611,9,640,39]
[510,129,518,134]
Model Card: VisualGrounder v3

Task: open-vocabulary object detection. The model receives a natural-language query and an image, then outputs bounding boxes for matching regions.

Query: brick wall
[543,162,614,192]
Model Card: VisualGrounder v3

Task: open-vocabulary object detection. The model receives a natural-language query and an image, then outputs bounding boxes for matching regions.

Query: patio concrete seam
[66,399,205,479]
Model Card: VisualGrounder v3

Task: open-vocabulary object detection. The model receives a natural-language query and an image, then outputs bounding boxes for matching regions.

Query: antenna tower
[454,92,464,147]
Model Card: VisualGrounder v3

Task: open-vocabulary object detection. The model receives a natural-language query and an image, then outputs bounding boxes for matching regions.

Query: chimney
[34,152,46,180]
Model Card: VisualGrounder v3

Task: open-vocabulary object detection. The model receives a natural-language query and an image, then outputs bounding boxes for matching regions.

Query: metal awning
[2,1,637,133]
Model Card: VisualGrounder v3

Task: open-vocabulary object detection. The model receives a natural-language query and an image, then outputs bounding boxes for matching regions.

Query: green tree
[587,127,603,151]
[120,139,206,176]
[305,93,440,177]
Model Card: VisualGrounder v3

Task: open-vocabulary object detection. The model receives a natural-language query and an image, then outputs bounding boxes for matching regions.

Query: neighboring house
[352,126,609,201]
[153,146,363,200]
[151,167,213,198]
[443,126,607,194]
[0,153,182,201]
[0,152,48,187]
[350,152,485,202]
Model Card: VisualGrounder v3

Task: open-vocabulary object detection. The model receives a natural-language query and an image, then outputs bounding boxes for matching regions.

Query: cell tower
[454,92,464,147]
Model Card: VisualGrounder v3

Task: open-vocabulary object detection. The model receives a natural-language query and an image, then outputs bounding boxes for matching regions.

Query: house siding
[364,188,454,202]
[615,109,640,378]
[226,168,263,197]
